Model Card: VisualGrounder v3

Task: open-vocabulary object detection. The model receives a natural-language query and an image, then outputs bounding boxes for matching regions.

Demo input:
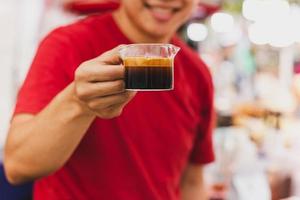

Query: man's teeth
[150,7,173,14]
[144,2,179,13]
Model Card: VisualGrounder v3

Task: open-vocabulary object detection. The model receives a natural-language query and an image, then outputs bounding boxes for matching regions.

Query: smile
[143,1,181,22]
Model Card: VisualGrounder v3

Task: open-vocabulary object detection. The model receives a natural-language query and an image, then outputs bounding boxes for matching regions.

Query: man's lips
[144,2,181,22]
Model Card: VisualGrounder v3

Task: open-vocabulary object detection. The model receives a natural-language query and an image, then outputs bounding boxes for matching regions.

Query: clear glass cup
[119,44,180,91]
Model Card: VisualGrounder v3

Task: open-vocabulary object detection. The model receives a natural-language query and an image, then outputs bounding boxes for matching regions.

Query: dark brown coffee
[124,57,173,90]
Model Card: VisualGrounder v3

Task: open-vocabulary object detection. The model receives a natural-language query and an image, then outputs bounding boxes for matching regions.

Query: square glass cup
[119,44,180,91]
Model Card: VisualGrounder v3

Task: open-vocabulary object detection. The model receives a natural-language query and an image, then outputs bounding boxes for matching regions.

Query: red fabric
[62,1,219,17]
[15,13,215,200]
[63,1,120,14]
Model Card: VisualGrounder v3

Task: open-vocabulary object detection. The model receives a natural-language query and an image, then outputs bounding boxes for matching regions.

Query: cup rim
[119,44,181,59]
[120,43,178,48]
[123,43,174,46]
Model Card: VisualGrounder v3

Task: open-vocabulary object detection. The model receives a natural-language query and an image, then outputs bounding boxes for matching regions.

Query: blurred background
[1,0,300,199]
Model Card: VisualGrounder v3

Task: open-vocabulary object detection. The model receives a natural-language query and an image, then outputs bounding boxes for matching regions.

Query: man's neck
[112,9,172,43]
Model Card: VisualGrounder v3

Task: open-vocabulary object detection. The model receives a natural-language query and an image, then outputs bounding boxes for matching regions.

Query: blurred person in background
[4,0,215,199]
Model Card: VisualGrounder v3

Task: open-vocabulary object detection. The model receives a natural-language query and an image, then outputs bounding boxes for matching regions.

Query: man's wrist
[61,82,96,119]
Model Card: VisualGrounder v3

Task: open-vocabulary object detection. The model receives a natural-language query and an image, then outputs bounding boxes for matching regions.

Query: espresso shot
[124,57,173,90]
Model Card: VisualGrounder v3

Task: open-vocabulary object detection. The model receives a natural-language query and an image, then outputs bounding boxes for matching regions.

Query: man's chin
[142,24,175,40]
[146,30,171,41]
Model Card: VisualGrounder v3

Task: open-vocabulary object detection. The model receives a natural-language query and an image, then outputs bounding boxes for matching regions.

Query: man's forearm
[4,46,136,185]
[180,164,208,200]
[4,83,95,184]
[180,183,208,200]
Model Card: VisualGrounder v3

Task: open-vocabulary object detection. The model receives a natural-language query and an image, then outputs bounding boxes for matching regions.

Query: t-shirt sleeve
[14,28,74,115]
[189,64,215,165]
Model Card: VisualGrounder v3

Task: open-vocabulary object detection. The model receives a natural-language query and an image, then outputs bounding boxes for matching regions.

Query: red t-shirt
[15,13,214,200]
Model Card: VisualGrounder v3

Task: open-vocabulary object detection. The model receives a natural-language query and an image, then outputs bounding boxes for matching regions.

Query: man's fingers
[75,45,126,82]
[121,91,136,105]
[75,80,125,100]
[86,91,136,110]
[94,45,125,65]
[73,45,134,119]
[76,64,125,82]
[94,91,137,119]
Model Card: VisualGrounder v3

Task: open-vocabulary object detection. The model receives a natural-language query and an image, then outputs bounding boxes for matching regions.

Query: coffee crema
[124,57,173,90]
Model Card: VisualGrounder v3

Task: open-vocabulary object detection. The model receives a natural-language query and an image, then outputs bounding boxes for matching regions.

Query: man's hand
[74,45,136,119]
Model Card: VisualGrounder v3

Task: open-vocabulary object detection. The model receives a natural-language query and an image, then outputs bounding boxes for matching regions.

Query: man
[4,0,215,199]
